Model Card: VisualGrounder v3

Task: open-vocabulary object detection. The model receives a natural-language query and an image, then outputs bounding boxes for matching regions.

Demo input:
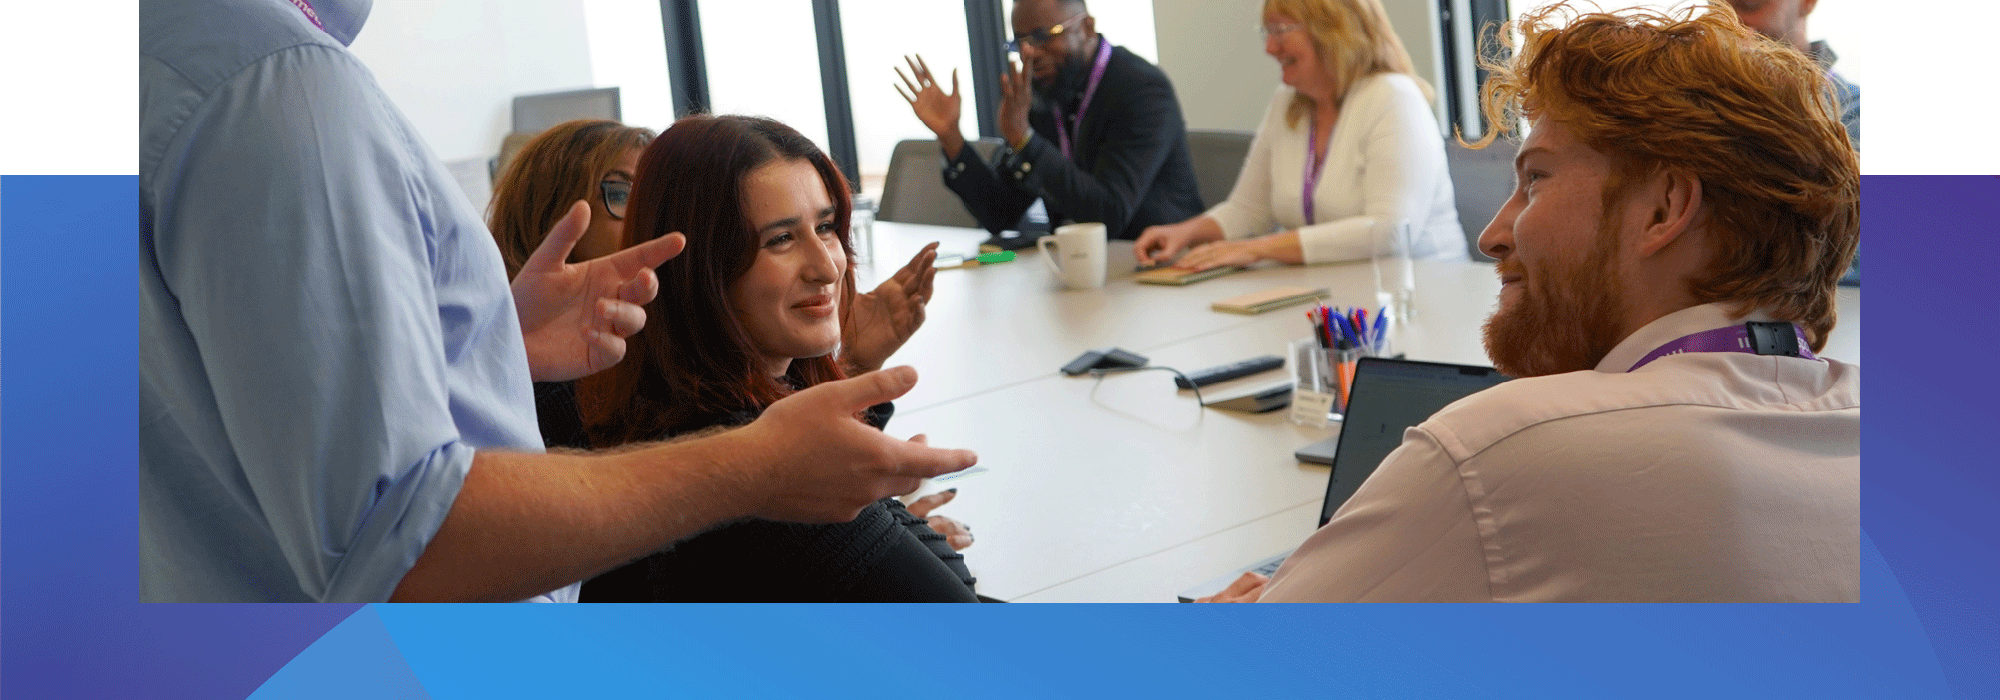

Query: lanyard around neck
[289,0,326,31]
[1626,322,1817,372]
[1052,37,1114,160]
[1302,111,1331,225]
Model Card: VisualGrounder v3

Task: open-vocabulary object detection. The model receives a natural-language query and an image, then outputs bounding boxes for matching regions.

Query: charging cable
[1088,365,1205,407]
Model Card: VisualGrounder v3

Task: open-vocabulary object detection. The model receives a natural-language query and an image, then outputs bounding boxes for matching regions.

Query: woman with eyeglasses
[487,120,655,451]
[489,119,652,280]
[1133,0,1466,271]
[570,114,976,601]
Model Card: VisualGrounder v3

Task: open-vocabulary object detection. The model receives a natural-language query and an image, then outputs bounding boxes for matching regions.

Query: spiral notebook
[1133,264,1245,286]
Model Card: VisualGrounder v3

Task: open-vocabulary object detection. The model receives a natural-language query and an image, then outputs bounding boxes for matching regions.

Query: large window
[583,0,676,131]
[839,0,979,197]
[699,0,834,150]
[833,0,1162,198]
[644,0,1162,198]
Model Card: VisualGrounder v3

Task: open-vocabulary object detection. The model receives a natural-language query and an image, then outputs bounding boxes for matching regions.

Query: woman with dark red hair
[570,115,976,601]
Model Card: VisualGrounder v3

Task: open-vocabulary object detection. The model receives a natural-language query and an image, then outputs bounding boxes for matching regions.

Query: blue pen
[1371,313,1388,353]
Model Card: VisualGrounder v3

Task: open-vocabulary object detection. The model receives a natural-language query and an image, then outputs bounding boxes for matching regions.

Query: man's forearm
[390,432,771,602]
[937,129,966,161]
[943,152,1035,236]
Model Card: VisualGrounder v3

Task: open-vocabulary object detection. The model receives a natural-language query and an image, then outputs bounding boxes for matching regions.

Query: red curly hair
[1469,2,1858,350]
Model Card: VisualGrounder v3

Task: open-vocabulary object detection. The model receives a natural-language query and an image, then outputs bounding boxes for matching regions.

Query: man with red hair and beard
[1201,1,1858,603]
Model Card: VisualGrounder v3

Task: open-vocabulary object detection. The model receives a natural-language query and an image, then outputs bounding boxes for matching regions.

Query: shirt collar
[1593,302,1781,373]
[310,0,371,46]
[1808,40,1837,70]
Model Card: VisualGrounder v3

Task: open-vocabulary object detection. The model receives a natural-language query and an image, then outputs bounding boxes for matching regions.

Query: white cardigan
[1206,75,1466,262]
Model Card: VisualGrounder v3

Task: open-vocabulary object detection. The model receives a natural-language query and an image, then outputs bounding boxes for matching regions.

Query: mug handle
[1037,236,1063,275]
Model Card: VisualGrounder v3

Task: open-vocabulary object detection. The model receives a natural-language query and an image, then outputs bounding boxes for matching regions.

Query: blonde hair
[1472,2,1858,349]
[1263,0,1433,127]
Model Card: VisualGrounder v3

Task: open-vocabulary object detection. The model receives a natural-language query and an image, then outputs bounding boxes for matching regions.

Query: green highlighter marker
[936,250,1018,269]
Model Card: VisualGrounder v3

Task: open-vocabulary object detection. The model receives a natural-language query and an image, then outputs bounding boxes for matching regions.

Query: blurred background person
[1134,0,1464,271]
[489,119,655,279]
[897,0,1203,246]
[1724,0,1857,147]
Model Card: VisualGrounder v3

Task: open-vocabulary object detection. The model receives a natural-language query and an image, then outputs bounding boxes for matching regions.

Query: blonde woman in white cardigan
[1134,0,1466,270]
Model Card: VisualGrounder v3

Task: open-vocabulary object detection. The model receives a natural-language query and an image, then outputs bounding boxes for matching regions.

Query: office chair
[1185,129,1255,210]
[1442,137,1514,262]
[877,138,1002,228]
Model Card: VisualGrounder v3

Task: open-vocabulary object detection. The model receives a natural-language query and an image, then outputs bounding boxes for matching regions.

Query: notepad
[1133,265,1246,286]
[1209,286,1328,315]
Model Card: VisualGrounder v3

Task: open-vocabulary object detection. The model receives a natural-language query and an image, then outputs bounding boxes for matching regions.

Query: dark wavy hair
[580,115,857,445]
[1468,2,1858,350]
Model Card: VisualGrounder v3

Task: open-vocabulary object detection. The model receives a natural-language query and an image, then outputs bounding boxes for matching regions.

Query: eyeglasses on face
[600,180,631,220]
[1259,22,1303,40]
[1006,12,1085,53]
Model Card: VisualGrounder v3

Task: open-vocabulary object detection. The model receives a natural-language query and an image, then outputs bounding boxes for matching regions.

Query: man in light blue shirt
[141,0,977,602]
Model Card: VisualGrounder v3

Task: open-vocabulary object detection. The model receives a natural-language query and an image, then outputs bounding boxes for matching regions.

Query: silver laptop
[1176,357,1510,602]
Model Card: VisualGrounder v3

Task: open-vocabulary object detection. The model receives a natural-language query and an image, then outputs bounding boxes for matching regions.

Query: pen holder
[1288,337,1364,428]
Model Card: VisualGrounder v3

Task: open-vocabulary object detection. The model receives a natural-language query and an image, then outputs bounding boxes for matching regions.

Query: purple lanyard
[1052,37,1113,160]
[289,0,326,30]
[1302,114,1329,225]
[1626,323,1817,372]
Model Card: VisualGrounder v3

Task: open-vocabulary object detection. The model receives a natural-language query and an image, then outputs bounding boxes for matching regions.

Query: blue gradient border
[1,175,1993,698]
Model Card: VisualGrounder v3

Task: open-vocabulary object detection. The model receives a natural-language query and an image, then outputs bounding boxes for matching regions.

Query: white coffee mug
[1036,222,1109,289]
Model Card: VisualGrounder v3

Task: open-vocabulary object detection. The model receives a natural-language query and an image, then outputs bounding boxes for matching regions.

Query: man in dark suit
[897,0,1203,242]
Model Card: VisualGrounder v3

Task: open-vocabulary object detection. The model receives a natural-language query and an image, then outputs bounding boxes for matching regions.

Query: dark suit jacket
[942,43,1203,240]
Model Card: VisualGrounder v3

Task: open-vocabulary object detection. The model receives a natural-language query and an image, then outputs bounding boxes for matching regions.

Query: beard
[1032,50,1089,104]
[1481,214,1629,378]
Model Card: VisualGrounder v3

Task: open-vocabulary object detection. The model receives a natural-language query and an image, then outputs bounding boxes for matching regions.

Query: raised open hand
[998,57,1033,149]
[842,242,939,374]
[895,55,964,156]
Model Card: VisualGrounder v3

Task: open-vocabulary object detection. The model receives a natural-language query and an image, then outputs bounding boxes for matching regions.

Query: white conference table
[854,220,1861,603]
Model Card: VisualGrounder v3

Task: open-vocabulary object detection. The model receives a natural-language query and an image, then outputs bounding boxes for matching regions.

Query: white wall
[348,0,597,163]
[1150,0,1276,132]
[1380,0,1446,131]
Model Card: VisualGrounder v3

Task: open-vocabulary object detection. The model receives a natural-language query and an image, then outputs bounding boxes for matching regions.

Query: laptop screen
[1318,358,1510,526]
